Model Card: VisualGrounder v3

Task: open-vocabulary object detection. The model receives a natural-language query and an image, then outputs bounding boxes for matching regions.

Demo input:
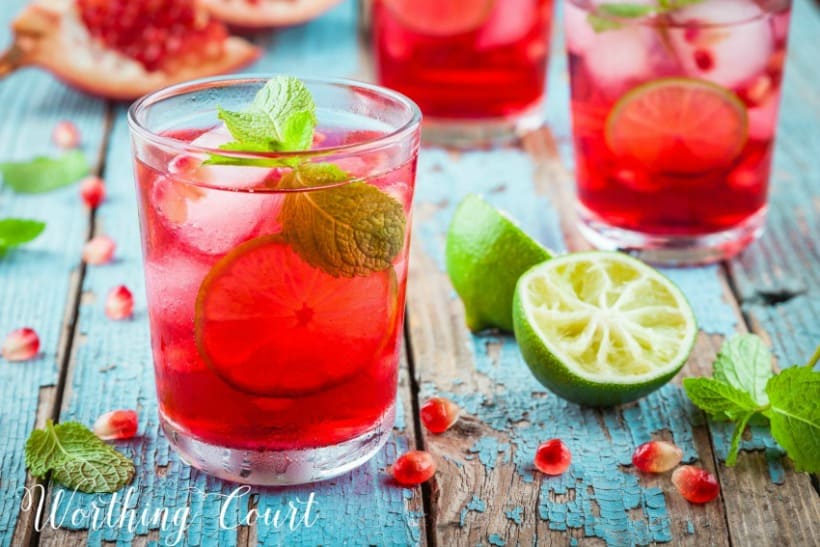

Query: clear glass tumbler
[373,0,554,145]
[565,0,792,265]
[128,76,421,485]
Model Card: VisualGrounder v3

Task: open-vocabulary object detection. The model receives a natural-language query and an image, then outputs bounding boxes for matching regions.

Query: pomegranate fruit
[0,0,259,100]
[420,397,460,434]
[199,0,343,28]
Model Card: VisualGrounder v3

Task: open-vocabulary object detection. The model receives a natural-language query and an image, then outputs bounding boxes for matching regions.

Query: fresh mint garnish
[683,334,820,471]
[214,75,316,160]
[0,150,89,193]
[278,163,406,278]
[25,420,135,493]
[0,218,45,257]
[586,0,706,32]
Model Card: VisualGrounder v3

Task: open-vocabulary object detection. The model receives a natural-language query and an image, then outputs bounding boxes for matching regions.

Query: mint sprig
[25,420,135,493]
[0,218,45,257]
[211,75,317,163]
[0,150,88,193]
[586,0,706,32]
[207,75,406,278]
[683,335,820,471]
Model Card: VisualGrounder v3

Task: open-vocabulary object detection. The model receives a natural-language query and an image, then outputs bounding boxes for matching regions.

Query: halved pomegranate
[199,0,343,28]
[0,0,260,100]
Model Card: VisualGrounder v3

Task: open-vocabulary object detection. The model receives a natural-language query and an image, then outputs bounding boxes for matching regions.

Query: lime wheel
[383,0,495,36]
[605,78,748,174]
[195,237,397,397]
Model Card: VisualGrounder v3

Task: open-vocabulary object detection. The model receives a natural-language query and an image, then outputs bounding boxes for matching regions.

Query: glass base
[421,101,543,148]
[160,403,395,486]
[577,205,767,266]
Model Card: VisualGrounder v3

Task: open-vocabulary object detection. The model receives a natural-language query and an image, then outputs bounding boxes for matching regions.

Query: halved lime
[606,77,748,174]
[446,194,552,333]
[513,252,697,406]
[383,0,495,36]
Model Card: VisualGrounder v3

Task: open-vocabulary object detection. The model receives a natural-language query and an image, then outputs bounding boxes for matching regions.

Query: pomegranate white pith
[2,0,259,100]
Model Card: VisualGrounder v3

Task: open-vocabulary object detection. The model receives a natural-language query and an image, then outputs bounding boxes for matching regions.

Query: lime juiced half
[513,252,697,406]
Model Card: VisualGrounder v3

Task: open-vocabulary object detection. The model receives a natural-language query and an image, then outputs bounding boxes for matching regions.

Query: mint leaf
[766,367,820,473]
[25,420,135,493]
[279,164,406,278]
[713,334,773,407]
[0,218,45,256]
[587,13,623,32]
[0,150,88,193]
[597,3,655,17]
[217,75,316,154]
[683,377,759,419]
[726,412,754,466]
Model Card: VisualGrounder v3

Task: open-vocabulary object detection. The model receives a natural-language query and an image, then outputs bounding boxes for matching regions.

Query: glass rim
[566,0,789,28]
[127,74,422,161]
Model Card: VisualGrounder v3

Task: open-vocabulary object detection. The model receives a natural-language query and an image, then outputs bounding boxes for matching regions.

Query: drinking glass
[128,76,421,485]
[565,0,792,265]
[373,0,554,145]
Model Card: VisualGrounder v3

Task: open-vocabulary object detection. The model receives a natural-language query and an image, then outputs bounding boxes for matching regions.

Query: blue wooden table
[1,1,819,545]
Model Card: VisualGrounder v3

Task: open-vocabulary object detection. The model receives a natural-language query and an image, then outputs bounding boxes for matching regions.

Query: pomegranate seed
[105,285,134,320]
[534,439,571,475]
[168,154,200,175]
[391,450,436,487]
[632,440,683,473]
[53,120,81,149]
[672,465,720,504]
[2,328,40,361]
[420,397,460,434]
[80,176,106,208]
[82,235,116,265]
[93,409,138,440]
[693,49,714,71]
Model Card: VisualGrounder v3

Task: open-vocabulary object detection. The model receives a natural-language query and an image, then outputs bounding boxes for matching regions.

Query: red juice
[565,0,791,260]
[135,127,415,451]
[373,0,553,120]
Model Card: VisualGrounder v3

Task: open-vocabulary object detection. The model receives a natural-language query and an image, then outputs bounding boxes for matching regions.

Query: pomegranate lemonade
[566,0,792,263]
[129,77,421,484]
[373,0,553,140]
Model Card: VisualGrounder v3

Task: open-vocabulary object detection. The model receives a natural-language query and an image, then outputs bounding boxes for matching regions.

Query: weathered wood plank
[35,2,426,545]
[0,1,109,544]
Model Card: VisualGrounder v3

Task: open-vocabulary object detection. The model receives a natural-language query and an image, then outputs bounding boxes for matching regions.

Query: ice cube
[748,92,781,141]
[583,26,655,95]
[145,250,211,332]
[669,0,773,89]
[158,127,285,255]
[564,1,597,55]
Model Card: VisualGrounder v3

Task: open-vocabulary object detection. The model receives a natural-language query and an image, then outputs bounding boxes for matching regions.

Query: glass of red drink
[128,76,420,485]
[566,0,792,264]
[373,0,554,145]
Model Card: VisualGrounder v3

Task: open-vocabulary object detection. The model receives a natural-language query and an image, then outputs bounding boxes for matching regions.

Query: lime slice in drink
[383,0,495,36]
[195,237,397,397]
[446,194,552,333]
[513,252,697,406]
[605,77,748,174]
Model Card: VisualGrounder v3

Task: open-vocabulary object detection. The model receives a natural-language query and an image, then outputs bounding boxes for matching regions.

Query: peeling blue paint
[504,507,523,525]
[459,496,487,528]
[469,437,511,471]
[488,533,506,546]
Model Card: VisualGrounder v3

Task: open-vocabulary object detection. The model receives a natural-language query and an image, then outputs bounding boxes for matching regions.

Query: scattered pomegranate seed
[632,440,683,473]
[2,328,40,361]
[82,235,116,265]
[672,465,720,504]
[80,176,106,209]
[105,285,134,320]
[52,120,81,149]
[93,409,138,440]
[391,450,436,487]
[420,397,460,434]
[534,439,571,475]
[693,49,715,72]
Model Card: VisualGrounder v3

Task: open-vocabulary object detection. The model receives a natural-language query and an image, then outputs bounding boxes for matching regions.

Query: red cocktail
[373,0,553,143]
[128,77,420,485]
[566,0,791,264]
